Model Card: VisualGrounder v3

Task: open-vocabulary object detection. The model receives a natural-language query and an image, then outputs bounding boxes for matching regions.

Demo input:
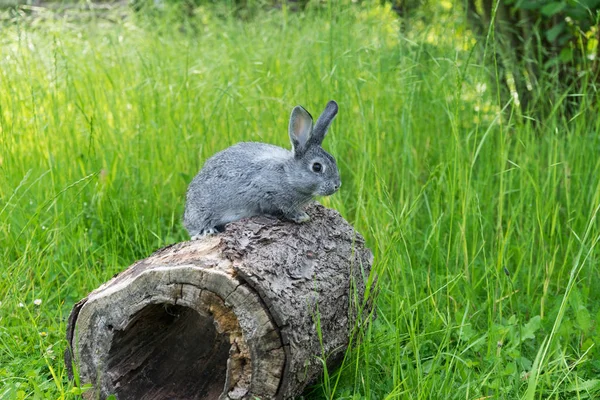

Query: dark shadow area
[107,303,230,400]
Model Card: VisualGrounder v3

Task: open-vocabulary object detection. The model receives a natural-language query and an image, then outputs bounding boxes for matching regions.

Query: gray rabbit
[184,100,341,239]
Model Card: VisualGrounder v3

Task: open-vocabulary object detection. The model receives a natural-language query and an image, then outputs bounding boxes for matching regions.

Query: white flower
[34,299,42,306]
[18,302,24,308]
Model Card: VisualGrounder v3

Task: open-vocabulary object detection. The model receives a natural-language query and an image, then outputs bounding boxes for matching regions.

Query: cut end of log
[107,304,231,399]
[66,203,374,399]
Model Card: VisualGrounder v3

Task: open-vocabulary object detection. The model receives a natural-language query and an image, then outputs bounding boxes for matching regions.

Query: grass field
[1,1,600,399]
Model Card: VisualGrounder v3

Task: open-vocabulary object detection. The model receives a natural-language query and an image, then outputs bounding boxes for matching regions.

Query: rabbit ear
[289,106,313,156]
[310,100,338,146]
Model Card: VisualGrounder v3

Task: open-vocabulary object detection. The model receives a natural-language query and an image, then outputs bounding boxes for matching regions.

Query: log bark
[65,203,374,400]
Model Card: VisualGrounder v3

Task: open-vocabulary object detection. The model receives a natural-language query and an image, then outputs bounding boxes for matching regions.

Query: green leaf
[70,384,93,395]
[458,323,476,342]
[574,305,591,332]
[582,337,594,352]
[546,22,565,42]
[518,356,533,370]
[541,2,566,16]
[559,46,574,62]
[565,5,589,20]
[521,315,541,341]
[486,378,502,389]
[422,359,434,374]
[580,0,600,8]
[515,0,543,10]
[566,379,600,392]
[502,361,517,376]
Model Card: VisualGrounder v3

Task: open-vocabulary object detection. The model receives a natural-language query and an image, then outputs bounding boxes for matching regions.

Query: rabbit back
[184,142,298,236]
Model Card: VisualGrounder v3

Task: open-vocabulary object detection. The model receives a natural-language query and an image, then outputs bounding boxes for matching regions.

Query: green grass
[1,1,600,399]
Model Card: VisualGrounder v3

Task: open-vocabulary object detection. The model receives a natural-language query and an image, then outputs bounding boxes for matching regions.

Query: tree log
[65,203,374,399]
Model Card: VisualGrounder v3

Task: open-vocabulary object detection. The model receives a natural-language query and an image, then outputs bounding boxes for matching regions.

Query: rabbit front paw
[285,210,310,224]
[191,227,218,240]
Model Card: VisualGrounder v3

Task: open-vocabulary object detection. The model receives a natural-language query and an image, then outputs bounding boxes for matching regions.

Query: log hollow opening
[106,303,230,400]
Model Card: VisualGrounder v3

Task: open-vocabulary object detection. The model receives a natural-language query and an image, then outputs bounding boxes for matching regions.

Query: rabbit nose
[334,181,341,190]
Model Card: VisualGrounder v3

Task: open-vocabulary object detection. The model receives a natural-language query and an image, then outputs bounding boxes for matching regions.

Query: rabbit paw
[286,210,310,224]
[191,227,218,240]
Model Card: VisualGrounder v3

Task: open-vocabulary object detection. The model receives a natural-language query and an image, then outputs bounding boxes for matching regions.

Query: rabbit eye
[312,162,323,173]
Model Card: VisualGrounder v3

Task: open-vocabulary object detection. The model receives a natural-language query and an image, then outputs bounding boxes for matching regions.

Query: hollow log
[65,203,374,400]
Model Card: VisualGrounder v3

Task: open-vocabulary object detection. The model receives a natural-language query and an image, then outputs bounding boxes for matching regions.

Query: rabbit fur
[184,100,341,239]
